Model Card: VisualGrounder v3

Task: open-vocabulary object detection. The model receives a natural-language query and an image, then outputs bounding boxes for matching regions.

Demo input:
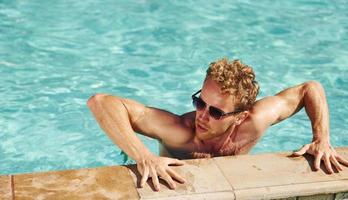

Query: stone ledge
[0,147,347,200]
[127,158,233,199]
[0,175,12,200]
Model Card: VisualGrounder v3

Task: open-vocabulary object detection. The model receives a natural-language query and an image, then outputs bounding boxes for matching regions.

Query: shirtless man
[87,58,347,191]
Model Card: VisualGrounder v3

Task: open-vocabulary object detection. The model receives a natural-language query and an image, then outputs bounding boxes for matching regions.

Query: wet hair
[206,58,259,111]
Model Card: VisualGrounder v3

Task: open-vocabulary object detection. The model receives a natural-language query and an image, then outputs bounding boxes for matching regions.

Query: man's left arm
[252,81,348,173]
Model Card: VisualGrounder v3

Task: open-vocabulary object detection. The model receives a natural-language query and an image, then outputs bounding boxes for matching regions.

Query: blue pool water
[0,0,347,175]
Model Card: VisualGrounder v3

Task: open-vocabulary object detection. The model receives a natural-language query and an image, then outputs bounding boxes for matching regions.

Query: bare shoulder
[231,98,284,154]
[180,111,196,129]
[248,96,285,128]
[235,96,284,138]
[236,111,264,140]
[252,96,284,114]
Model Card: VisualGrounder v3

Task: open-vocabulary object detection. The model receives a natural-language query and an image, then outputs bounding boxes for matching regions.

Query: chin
[195,129,211,140]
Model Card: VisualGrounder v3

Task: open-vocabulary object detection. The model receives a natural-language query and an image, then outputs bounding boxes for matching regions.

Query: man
[87,58,347,191]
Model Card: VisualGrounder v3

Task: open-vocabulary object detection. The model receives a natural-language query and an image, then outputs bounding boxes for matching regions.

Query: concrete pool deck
[1,147,347,200]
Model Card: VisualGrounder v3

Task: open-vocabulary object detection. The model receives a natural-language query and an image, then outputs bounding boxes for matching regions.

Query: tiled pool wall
[1,147,347,200]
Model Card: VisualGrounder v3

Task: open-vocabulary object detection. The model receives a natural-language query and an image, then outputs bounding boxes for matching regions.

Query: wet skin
[87,77,348,191]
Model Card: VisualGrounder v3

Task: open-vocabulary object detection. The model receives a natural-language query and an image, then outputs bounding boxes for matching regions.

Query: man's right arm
[87,94,188,191]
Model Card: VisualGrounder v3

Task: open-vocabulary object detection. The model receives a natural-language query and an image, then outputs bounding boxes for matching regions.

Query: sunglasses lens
[193,97,206,110]
[209,107,223,120]
[192,94,225,120]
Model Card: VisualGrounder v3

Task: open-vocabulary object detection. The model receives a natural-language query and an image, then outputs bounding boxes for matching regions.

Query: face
[194,77,241,140]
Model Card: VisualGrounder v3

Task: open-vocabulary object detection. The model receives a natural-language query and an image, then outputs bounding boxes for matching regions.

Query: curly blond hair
[206,58,259,111]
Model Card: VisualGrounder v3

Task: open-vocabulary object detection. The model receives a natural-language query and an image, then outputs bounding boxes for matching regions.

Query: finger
[150,168,160,191]
[323,154,333,174]
[168,158,185,166]
[314,152,323,171]
[292,144,310,156]
[140,165,149,188]
[330,156,343,171]
[159,171,176,189]
[167,168,186,183]
[336,155,348,167]
[137,163,144,176]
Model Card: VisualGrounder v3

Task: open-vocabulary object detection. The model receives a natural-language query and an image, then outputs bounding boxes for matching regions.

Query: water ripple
[1,0,347,174]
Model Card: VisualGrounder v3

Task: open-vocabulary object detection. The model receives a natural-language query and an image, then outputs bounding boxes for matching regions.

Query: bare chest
[163,129,260,159]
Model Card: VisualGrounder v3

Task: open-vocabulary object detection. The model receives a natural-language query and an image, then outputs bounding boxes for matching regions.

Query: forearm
[87,94,152,162]
[303,81,330,142]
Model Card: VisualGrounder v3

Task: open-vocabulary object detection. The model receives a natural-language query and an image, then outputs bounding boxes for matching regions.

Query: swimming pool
[0,0,347,175]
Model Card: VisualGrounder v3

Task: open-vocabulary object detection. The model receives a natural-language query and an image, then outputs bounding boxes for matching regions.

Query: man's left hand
[292,140,348,173]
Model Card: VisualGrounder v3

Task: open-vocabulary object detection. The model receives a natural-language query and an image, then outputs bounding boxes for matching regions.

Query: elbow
[87,93,109,109]
[304,81,324,92]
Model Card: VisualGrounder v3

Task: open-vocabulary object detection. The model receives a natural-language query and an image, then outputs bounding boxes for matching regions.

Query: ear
[235,111,249,125]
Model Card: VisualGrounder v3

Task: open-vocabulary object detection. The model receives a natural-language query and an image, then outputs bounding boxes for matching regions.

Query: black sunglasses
[192,90,242,120]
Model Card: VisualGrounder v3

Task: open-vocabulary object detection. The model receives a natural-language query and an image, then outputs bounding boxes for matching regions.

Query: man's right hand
[136,153,186,191]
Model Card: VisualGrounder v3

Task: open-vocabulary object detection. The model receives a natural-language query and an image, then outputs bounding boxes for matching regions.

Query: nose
[198,106,210,122]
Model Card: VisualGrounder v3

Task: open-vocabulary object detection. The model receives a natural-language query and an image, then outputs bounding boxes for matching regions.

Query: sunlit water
[0,0,347,175]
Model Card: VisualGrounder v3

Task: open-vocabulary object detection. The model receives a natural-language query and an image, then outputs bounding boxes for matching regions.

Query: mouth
[196,122,208,132]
